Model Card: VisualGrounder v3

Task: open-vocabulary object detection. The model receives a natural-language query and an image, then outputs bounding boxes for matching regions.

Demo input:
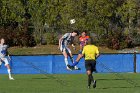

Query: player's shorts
[0,57,9,66]
[85,60,96,72]
[60,45,71,54]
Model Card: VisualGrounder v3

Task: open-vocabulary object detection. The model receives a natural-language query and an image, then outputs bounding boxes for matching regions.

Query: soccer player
[79,31,89,53]
[58,30,79,70]
[69,38,99,88]
[0,38,14,80]
[69,31,89,68]
[82,39,99,88]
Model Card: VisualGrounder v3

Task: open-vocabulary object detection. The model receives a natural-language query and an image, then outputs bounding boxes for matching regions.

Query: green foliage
[0,26,36,47]
[45,32,59,45]
[0,0,140,49]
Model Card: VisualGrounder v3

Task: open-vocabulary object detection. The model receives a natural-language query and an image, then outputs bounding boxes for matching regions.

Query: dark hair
[87,38,94,45]
[0,38,5,44]
[82,30,87,33]
[73,30,79,36]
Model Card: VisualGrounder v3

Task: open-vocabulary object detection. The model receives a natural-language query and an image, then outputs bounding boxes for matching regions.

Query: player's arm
[71,37,76,50]
[71,44,76,50]
[96,53,100,59]
[95,47,100,59]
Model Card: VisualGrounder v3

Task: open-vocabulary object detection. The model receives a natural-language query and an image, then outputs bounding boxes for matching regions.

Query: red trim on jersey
[79,36,89,42]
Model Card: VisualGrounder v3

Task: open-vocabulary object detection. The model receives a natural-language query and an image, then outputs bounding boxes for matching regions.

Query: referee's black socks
[88,75,91,86]
[88,74,94,86]
[90,74,94,82]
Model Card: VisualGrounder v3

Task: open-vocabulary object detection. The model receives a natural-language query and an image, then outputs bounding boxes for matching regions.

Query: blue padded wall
[0,54,136,74]
[52,55,85,74]
[136,54,140,72]
[96,54,134,73]
[11,55,52,74]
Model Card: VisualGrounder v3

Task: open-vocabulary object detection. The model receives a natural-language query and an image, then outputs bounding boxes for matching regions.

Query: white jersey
[61,33,74,47]
[0,44,8,58]
[59,33,74,53]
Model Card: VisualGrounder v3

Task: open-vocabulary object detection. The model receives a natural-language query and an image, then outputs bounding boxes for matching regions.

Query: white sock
[7,69,12,78]
[0,61,2,66]
[64,58,68,66]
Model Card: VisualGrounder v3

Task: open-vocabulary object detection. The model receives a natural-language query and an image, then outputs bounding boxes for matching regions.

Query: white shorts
[60,45,71,54]
[0,58,9,66]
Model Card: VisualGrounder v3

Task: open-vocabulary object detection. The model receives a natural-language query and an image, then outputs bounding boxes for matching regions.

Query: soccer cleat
[74,66,81,70]
[9,77,15,80]
[68,65,75,70]
[66,65,72,71]
[93,80,96,88]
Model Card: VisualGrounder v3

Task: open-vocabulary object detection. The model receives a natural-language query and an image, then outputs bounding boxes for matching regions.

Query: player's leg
[85,60,96,88]
[85,61,92,88]
[62,51,68,67]
[70,53,83,68]
[62,49,72,70]
[76,44,84,62]
[91,61,96,88]
[69,54,82,70]
[1,58,14,80]
[65,48,79,70]
[69,45,84,68]
[60,45,70,69]
[66,47,74,63]
[71,43,85,67]
[0,59,2,68]
[66,48,80,70]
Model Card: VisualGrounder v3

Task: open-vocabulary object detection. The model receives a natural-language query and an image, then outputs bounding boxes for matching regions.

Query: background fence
[0,53,139,74]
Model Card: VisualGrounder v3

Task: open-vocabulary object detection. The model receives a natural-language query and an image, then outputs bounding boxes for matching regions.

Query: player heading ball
[58,30,79,70]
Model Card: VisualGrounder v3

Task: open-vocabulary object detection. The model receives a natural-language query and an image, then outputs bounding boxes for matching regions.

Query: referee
[81,38,99,89]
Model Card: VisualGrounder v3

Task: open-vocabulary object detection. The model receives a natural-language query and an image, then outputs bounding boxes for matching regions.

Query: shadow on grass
[95,78,140,89]
[32,78,48,79]
[97,78,140,81]
[97,85,140,90]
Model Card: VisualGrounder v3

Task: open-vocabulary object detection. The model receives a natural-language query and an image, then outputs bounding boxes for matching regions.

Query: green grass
[8,45,118,55]
[0,73,140,93]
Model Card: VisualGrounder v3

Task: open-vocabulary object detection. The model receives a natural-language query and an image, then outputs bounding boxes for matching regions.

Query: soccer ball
[70,19,76,24]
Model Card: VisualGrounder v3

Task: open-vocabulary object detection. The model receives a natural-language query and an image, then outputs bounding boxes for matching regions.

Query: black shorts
[85,60,96,72]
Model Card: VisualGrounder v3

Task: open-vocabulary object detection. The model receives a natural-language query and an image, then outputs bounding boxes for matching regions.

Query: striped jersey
[0,44,8,58]
[61,33,74,46]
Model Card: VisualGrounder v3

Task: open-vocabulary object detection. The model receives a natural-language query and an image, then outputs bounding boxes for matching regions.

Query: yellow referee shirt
[82,45,99,60]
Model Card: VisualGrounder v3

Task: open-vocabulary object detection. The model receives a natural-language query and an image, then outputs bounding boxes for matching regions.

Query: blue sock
[71,62,79,66]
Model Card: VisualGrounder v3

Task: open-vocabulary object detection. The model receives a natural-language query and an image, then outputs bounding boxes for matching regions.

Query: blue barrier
[96,54,134,73]
[0,54,137,74]
[52,55,86,74]
[136,54,140,72]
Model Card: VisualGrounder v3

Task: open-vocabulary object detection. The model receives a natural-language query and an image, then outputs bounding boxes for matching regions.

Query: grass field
[8,45,118,55]
[0,73,140,93]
